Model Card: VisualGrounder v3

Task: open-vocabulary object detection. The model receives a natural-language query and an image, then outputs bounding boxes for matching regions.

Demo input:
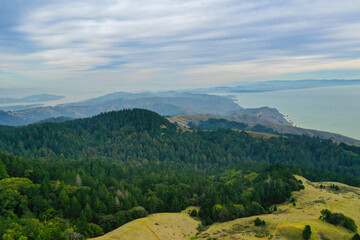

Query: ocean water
[227,85,360,140]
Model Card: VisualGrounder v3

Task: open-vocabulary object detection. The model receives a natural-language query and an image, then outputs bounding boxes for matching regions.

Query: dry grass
[89,207,200,240]
[197,176,360,240]
[89,177,360,240]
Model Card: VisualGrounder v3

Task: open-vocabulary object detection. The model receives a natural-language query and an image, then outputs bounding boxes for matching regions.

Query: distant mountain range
[0,86,359,144]
[0,92,290,127]
[0,94,64,104]
[194,79,360,93]
[0,104,43,111]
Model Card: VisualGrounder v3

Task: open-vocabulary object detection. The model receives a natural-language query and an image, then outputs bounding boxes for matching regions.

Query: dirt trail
[140,222,161,240]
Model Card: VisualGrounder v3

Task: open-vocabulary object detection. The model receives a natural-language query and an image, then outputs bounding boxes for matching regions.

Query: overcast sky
[1,0,360,94]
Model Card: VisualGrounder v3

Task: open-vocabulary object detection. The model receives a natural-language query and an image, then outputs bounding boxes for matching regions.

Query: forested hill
[0,109,360,177]
[0,109,176,159]
[1,109,360,239]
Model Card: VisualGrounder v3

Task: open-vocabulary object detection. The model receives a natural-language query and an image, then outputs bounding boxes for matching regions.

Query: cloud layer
[1,0,360,92]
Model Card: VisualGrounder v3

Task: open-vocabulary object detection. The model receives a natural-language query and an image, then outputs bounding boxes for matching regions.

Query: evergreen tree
[302,225,311,240]
[0,159,8,179]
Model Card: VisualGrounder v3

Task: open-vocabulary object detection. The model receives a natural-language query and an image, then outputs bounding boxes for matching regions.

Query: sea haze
[225,85,360,140]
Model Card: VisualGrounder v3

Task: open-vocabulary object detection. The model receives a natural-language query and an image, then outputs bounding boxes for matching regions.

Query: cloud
[185,56,360,84]
[1,0,360,91]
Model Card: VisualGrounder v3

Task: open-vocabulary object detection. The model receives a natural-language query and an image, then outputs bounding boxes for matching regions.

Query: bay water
[227,85,360,140]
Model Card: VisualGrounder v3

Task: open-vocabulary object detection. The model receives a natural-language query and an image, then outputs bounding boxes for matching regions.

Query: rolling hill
[90,207,201,240]
[90,176,360,240]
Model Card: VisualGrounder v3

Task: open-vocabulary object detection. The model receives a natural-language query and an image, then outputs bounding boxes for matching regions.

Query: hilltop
[90,208,201,240]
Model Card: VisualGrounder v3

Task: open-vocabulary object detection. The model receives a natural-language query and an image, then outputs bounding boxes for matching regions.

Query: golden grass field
[90,207,201,240]
[90,176,360,240]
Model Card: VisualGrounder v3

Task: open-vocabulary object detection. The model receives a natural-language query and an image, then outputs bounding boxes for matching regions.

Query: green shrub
[320,209,357,232]
[352,233,360,240]
[190,209,198,218]
[302,225,311,240]
[254,217,265,226]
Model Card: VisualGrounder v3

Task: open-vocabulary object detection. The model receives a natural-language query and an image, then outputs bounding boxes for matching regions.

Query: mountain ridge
[0,93,64,104]
[169,114,360,145]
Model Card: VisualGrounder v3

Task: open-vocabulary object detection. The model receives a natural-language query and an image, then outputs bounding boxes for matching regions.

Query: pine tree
[71,196,82,218]
[83,203,93,221]
[0,160,9,179]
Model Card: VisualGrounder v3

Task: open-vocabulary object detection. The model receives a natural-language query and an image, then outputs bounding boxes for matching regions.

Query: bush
[320,209,357,232]
[84,223,104,238]
[302,225,311,240]
[129,206,148,219]
[190,209,198,218]
[352,233,360,240]
[254,217,265,226]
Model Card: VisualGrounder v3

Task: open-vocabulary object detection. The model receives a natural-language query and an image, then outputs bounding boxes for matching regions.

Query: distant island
[0,93,64,104]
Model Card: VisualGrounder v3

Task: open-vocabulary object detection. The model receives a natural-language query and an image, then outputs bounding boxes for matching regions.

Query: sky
[1,0,360,95]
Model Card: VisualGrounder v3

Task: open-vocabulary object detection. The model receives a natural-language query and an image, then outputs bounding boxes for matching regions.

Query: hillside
[90,176,360,240]
[169,114,360,145]
[0,109,360,180]
[197,176,360,240]
[91,208,201,240]
[0,109,360,179]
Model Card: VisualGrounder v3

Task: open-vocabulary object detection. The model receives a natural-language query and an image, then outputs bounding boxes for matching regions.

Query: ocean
[225,85,360,140]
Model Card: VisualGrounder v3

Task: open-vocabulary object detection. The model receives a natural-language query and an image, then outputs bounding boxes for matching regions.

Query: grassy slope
[89,207,200,240]
[197,176,360,240]
[90,177,360,240]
